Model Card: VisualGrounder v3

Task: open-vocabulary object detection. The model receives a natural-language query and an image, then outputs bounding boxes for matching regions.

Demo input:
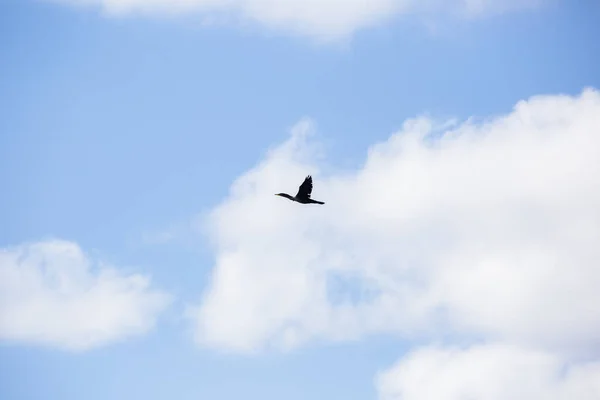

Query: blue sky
[2,1,600,399]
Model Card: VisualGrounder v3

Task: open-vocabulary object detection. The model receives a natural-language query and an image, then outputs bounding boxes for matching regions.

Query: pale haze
[1,0,599,399]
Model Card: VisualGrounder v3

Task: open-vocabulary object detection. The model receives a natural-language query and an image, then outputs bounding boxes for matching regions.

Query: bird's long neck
[280,193,295,200]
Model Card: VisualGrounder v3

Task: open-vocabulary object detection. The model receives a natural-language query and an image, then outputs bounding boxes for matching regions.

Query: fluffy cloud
[0,239,172,351]
[188,87,600,361]
[49,0,544,41]
[376,343,600,400]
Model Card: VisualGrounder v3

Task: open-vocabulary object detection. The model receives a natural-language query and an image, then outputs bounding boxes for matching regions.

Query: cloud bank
[189,87,600,396]
[50,0,545,41]
[0,239,171,351]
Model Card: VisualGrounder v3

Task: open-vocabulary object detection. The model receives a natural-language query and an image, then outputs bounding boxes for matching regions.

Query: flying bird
[275,175,325,205]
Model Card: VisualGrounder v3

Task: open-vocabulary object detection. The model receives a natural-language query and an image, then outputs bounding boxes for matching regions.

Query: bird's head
[275,193,292,199]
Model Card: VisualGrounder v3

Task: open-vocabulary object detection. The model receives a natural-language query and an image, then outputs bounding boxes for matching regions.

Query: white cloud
[0,239,172,351]
[188,87,600,359]
[49,0,545,41]
[376,343,600,400]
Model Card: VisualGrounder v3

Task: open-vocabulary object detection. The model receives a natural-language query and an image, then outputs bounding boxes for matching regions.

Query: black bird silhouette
[275,175,325,205]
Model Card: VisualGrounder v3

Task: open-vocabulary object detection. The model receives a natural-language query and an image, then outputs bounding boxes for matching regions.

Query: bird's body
[275,175,325,205]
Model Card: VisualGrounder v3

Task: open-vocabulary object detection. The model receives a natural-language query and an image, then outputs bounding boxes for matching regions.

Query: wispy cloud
[0,239,172,351]
[376,343,600,400]
[140,225,180,246]
[48,0,546,41]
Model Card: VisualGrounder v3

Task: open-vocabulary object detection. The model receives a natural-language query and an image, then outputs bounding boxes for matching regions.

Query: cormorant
[275,175,325,205]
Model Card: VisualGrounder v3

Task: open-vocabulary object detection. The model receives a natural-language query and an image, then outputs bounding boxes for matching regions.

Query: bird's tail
[311,200,325,205]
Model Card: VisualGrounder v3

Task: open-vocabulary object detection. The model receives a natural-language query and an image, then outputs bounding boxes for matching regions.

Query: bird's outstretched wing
[295,175,313,200]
